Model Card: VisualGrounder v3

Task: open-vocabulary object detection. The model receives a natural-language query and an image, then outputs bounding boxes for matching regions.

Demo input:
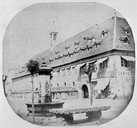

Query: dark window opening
[82,85,89,98]
[64,82,66,86]
[119,36,129,43]
[121,57,134,68]
[100,59,108,70]
[101,30,108,38]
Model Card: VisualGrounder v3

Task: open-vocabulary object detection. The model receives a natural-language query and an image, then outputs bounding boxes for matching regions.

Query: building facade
[9,16,135,103]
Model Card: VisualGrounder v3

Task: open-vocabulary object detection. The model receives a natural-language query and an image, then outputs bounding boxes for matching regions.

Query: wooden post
[89,72,93,106]
[31,76,35,122]
[87,61,96,106]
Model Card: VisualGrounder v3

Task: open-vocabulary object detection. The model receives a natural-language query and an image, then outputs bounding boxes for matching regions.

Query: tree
[26,59,39,122]
[26,60,39,76]
[101,81,111,98]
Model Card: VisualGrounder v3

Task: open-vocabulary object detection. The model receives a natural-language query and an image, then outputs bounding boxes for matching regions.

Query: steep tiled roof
[114,17,135,51]
[33,16,135,68]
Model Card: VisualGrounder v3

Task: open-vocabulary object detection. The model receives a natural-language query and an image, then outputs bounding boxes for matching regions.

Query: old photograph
[2,2,135,126]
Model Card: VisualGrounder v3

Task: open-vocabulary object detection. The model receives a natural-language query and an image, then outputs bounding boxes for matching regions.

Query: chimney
[49,31,58,49]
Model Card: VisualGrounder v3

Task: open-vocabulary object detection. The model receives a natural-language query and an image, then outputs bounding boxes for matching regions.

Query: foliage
[101,82,111,98]
[26,59,39,75]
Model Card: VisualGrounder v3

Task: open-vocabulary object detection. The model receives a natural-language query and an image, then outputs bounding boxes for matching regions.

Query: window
[92,38,96,43]
[100,59,108,70]
[121,57,128,67]
[74,41,80,46]
[130,61,135,68]
[65,46,70,50]
[62,69,66,76]
[83,36,95,42]
[55,50,60,54]
[64,82,66,86]
[49,58,53,62]
[121,57,134,68]
[119,36,129,43]
[101,30,108,38]
[121,26,131,35]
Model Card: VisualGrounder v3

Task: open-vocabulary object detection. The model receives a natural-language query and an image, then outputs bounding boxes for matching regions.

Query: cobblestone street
[7,96,129,126]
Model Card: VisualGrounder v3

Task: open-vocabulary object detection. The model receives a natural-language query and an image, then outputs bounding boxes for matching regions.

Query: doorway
[82,85,89,98]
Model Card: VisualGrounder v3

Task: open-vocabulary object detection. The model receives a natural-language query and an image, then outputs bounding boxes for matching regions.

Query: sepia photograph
[2,2,135,126]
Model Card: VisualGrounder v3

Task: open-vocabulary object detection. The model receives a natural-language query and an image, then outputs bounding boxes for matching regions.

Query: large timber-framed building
[9,16,135,103]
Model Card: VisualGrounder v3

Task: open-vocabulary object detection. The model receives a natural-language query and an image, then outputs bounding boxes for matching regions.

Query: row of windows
[53,57,134,83]
[56,81,75,87]
[99,57,134,70]
[121,57,135,68]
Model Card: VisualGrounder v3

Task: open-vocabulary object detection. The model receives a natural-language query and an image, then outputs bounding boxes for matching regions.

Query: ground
[6,96,130,126]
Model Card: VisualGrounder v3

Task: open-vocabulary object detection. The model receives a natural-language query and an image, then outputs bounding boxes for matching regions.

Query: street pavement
[7,96,129,126]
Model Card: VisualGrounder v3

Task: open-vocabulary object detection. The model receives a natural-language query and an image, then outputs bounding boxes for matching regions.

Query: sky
[3,2,121,73]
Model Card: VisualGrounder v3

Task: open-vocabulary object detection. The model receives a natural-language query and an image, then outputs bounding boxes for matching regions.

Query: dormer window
[42,62,46,64]
[55,50,60,54]
[74,47,80,53]
[121,26,131,36]
[101,30,108,38]
[41,62,47,67]
[80,45,87,51]
[41,57,45,61]
[49,58,53,62]
[65,46,70,50]
[119,36,129,43]
[56,68,60,72]
[74,41,80,46]
[83,37,86,40]
[55,56,58,60]
[119,26,131,43]
[83,36,95,41]
[123,28,130,35]
[63,50,68,57]
[92,37,96,43]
